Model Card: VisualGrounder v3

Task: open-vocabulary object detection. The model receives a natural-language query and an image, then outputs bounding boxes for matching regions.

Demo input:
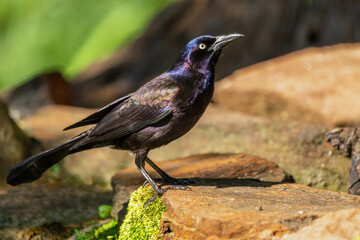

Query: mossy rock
[119,186,165,240]
[75,186,164,240]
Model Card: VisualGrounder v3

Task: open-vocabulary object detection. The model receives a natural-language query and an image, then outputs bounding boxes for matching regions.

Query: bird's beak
[209,33,244,52]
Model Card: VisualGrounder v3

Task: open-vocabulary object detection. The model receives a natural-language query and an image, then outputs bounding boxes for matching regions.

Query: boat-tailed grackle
[7,34,243,205]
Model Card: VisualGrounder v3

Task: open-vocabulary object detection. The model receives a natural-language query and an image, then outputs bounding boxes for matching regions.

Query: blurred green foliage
[75,219,118,240]
[98,204,112,219]
[0,0,173,91]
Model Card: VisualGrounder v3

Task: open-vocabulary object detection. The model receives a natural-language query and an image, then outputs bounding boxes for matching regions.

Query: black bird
[7,34,242,204]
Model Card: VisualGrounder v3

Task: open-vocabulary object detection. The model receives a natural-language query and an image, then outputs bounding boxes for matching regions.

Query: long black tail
[7,132,88,186]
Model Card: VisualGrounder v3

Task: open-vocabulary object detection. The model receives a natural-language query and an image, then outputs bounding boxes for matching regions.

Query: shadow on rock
[154,177,289,189]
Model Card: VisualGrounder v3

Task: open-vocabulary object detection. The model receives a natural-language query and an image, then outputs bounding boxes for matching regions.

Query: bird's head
[171,33,243,74]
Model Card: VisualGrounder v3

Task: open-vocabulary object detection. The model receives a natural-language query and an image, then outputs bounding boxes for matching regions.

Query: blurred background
[0,0,172,90]
[2,0,359,109]
[1,0,360,238]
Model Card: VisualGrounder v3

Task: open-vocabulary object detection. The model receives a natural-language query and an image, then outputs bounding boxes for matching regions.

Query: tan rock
[111,153,293,219]
[161,183,360,240]
[281,208,360,240]
[18,105,91,144]
[0,185,112,239]
[213,44,360,126]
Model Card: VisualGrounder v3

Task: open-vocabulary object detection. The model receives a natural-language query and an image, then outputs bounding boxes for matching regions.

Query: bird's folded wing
[63,94,132,130]
[85,103,172,142]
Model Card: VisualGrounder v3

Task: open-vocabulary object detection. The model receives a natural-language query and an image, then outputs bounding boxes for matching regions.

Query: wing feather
[69,73,178,150]
[63,94,131,130]
[88,104,171,142]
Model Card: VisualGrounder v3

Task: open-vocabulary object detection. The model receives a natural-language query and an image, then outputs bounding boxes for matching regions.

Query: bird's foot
[143,185,191,207]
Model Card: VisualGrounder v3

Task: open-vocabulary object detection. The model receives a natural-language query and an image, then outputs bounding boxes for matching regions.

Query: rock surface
[213,43,360,126]
[111,153,293,219]
[0,185,112,239]
[281,208,360,240]
[110,151,357,240]
[71,0,360,107]
[161,183,360,239]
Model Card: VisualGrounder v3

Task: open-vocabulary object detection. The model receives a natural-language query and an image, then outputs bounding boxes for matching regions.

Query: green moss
[118,186,165,240]
[74,186,165,240]
[75,219,118,240]
[94,219,118,239]
[98,205,112,219]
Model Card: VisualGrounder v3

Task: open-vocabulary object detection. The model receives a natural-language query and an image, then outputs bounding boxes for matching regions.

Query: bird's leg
[135,151,161,192]
[135,151,190,207]
[145,157,171,179]
[145,157,198,185]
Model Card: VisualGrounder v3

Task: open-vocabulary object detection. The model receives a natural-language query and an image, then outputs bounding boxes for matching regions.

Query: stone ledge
[111,153,293,220]
[161,182,360,239]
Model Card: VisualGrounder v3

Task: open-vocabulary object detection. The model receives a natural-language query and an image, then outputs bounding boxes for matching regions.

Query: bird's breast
[174,82,214,130]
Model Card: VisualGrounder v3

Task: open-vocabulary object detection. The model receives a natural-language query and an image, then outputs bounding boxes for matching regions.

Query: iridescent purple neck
[169,54,218,77]
[168,65,214,93]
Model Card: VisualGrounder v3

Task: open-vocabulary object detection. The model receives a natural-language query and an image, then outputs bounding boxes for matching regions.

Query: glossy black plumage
[7,34,242,204]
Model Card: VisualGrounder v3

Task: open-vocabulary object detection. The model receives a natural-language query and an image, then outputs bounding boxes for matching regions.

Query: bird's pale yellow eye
[198,43,207,50]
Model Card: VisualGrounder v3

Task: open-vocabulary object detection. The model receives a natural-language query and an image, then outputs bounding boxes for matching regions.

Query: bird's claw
[143,185,191,208]
[142,180,150,187]
[143,194,159,207]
